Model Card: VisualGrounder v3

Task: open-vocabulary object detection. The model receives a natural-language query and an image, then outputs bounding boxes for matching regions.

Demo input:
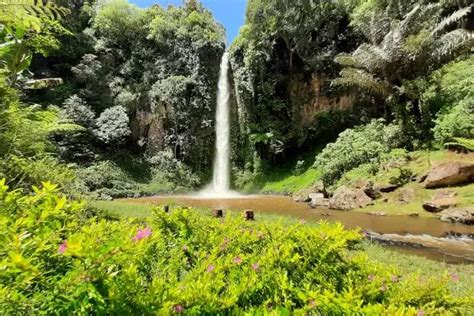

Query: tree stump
[244,210,255,221]
[212,209,224,218]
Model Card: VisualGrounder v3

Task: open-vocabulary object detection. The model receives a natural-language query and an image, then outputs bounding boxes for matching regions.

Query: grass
[90,200,154,218]
[260,167,321,194]
[361,242,474,302]
[239,146,323,194]
[358,150,474,216]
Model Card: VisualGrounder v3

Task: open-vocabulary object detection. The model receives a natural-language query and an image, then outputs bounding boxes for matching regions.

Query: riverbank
[248,150,474,219]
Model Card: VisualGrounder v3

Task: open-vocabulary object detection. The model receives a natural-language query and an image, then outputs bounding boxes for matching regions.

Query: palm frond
[0,0,68,20]
[353,44,388,73]
[333,68,391,96]
[399,3,440,36]
[433,29,473,57]
[431,5,473,35]
[24,78,63,89]
[334,54,358,67]
[444,137,474,151]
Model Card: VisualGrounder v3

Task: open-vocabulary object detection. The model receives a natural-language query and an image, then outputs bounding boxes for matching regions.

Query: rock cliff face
[228,56,358,172]
[289,76,354,127]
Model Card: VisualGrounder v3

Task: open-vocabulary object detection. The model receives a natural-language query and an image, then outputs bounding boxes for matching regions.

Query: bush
[61,95,95,128]
[76,160,137,198]
[314,120,404,187]
[0,155,78,193]
[0,180,469,314]
[147,150,201,190]
[94,106,131,145]
[433,99,474,146]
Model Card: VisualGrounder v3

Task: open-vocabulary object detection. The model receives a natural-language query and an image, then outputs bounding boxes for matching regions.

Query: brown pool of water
[118,195,474,263]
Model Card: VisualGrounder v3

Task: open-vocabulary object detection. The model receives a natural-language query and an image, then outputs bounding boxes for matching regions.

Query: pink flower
[417,309,425,316]
[173,305,184,313]
[132,227,152,242]
[233,256,242,265]
[207,264,215,273]
[391,275,399,282]
[220,238,230,250]
[308,299,317,307]
[58,241,68,254]
[368,274,375,282]
[252,263,259,271]
[450,273,460,282]
[380,284,387,292]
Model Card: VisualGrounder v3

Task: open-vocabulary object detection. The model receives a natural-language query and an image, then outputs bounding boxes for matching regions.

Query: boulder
[422,197,457,213]
[437,208,474,225]
[309,192,325,201]
[309,193,330,208]
[310,181,326,194]
[329,186,372,210]
[293,181,327,203]
[363,182,382,199]
[368,212,387,216]
[292,189,312,202]
[424,162,474,189]
[378,184,400,193]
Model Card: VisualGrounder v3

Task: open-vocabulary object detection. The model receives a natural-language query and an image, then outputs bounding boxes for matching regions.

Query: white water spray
[199,52,238,198]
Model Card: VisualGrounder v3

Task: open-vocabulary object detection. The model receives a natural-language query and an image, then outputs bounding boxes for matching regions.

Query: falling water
[212,52,231,193]
[199,52,237,198]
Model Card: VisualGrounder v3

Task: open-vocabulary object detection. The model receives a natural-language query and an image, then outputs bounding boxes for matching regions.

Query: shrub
[61,95,95,128]
[389,168,415,187]
[0,180,469,314]
[147,150,200,190]
[433,99,474,146]
[75,160,137,198]
[292,160,305,176]
[314,120,404,187]
[94,106,131,144]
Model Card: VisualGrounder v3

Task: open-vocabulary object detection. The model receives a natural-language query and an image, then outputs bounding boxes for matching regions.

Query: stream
[119,195,474,264]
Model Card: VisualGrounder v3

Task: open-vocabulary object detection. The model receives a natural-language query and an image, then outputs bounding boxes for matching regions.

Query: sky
[130,0,247,44]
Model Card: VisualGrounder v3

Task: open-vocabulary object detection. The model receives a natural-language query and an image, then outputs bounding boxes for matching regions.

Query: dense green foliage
[230,0,473,184]
[313,120,405,187]
[1,0,226,195]
[1,180,471,314]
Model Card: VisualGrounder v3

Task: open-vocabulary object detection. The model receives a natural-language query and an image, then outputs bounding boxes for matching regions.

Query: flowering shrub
[0,179,469,314]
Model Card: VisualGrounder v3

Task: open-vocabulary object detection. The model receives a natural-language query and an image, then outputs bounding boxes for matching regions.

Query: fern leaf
[0,0,68,20]
[444,138,474,151]
[333,68,391,96]
[432,5,473,35]
[433,29,474,57]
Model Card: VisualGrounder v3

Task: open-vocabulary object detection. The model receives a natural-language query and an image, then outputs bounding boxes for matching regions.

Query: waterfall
[212,52,231,193]
[199,52,238,198]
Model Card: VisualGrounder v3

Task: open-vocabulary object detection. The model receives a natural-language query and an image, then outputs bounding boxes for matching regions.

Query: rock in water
[309,193,330,208]
[424,162,474,189]
[438,208,474,225]
[329,186,372,210]
[292,189,312,202]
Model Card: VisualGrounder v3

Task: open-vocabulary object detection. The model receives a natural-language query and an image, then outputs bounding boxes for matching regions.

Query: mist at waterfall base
[198,52,240,199]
